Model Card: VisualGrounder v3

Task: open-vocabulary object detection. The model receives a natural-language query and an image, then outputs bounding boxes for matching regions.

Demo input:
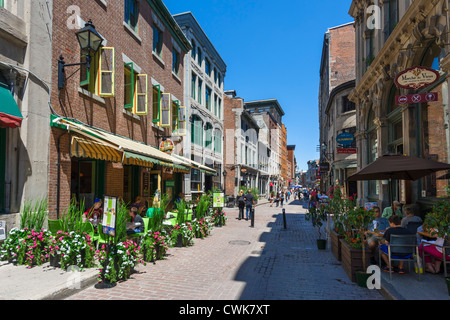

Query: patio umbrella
[348,154,450,207]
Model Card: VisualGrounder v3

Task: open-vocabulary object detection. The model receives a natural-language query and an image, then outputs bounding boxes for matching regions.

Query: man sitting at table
[365,206,389,265]
[379,215,414,274]
[382,201,402,218]
[127,207,145,235]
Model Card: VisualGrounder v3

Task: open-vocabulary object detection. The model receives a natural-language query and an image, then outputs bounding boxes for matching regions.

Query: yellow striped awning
[71,136,122,162]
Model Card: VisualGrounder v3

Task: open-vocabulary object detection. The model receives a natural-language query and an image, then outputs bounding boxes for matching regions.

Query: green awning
[0,80,22,128]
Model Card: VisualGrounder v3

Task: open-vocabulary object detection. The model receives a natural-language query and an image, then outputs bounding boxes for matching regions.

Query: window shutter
[178,105,187,136]
[124,62,134,109]
[98,47,115,97]
[152,85,161,123]
[160,93,171,127]
[134,74,148,115]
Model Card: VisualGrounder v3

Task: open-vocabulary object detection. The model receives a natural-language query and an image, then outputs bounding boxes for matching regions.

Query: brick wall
[49,0,187,215]
[329,23,356,89]
[223,94,241,196]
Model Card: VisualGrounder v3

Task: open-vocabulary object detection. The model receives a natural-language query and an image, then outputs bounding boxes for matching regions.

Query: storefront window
[71,159,104,211]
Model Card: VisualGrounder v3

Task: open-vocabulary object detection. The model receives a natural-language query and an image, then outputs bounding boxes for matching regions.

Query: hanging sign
[395,92,438,105]
[394,66,440,90]
[159,139,174,154]
[337,148,357,154]
[336,132,355,147]
[102,196,117,237]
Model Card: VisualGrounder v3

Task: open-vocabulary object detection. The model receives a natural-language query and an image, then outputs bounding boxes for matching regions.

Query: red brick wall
[329,23,356,89]
[48,1,187,215]
[223,94,241,196]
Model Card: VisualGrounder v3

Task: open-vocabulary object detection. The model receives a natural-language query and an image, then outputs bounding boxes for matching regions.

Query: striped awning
[71,136,122,162]
[54,116,191,171]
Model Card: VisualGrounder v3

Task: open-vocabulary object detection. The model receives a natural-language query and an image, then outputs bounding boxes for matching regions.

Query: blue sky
[164,0,354,171]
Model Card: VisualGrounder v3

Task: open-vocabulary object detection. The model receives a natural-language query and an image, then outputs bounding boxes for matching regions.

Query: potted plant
[340,206,375,285]
[192,218,211,238]
[48,230,95,270]
[140,230,170,262]
[95,200,144,286]
[423,200,449,293]
[171,222,195,247]
[0,227,52,268]
[328,187,357,261]
[213,210,227,227]
[305,201,328,250]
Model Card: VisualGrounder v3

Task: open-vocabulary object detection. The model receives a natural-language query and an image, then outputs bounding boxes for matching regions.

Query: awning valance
[53,116,190,171]
[0,82,22,128]
[172,154,217,175]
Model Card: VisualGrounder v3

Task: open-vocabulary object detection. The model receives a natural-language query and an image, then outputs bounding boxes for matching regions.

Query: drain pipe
[56,129,68,219]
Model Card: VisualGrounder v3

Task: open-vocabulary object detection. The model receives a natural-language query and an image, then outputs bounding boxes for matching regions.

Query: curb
[40,270,99,300]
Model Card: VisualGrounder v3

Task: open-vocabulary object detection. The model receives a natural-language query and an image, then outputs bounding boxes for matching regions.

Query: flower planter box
[340,238,370,282]
[330,230,344,261]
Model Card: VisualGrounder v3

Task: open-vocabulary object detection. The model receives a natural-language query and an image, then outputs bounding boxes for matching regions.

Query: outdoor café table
[367,230,384,237]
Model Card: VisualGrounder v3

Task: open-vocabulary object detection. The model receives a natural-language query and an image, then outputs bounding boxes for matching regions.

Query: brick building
[349,0,450,211]
[318,21,356,193]
[223,90,260,197]
[48,0,194,218]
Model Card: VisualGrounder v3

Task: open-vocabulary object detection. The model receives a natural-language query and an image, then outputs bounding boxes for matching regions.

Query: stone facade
[349,0,450,211]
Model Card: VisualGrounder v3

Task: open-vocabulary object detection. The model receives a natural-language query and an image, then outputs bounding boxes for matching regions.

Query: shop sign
[159,139,174,154]
[319,162,329,173]
[336,132,355,147]
[102,196,117,237]
[337,148,357,154]
[395,92,438,105]
[394,66,440,90]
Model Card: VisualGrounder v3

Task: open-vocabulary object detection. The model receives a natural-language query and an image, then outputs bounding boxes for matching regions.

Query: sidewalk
[0,199,448,300]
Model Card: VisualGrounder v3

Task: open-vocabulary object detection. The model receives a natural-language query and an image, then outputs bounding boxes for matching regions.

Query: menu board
[213,193,225,208]
[102,196,117,237]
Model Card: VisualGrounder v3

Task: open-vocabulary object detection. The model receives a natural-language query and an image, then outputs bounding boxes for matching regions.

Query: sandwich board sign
[102,196,117,237]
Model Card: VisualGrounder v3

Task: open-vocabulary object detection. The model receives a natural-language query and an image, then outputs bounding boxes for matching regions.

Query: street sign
[395,92,438,105]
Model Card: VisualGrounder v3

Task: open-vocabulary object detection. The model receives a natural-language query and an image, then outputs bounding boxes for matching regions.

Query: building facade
[0,0,53,231]
[173,12,227,200]
[223,90,260,197]
[349,0,450,212]
[244,99,285,193]
[318,21,356,194]
[48,0,193,218]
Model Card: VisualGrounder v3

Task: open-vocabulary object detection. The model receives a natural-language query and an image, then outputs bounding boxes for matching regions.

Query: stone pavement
[0,198,448,301]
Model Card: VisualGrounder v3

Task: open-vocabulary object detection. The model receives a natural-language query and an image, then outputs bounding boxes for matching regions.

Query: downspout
[56,130,68,219]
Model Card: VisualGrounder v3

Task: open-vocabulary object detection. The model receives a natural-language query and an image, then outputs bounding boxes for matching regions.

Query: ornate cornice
[349,0,443,103]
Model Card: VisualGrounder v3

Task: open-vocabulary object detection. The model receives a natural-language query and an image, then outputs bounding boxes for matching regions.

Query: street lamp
[58,19,103,89]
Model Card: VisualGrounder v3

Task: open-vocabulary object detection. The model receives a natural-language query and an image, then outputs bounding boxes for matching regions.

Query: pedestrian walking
[243,189,255,221]
[237,190,245,220]
[275,193,280,207]
[269,191,275,207]
[280,191,285,207]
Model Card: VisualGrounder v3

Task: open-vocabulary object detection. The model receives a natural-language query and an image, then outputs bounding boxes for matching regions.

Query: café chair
[128,217,150,241]
[379,234,420,281]
[420,239,450,277]
[47,219,63,234]
[81,221,99,243]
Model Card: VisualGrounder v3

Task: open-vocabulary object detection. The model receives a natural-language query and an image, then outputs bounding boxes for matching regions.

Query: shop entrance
[71,158,105,211]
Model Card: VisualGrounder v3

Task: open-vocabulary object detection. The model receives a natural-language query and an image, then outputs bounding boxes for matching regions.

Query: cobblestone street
[67,200,385,300]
